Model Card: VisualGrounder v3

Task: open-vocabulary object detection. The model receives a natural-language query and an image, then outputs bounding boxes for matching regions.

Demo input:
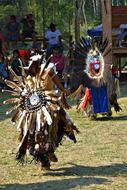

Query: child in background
[9,50,24,76]
[51,47,65,81]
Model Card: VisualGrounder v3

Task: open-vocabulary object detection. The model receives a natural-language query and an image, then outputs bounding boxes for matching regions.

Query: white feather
[17,110,26,131]
[35,144,39,150]
[24,54,42,70]
[42,106,52,126]
[36,110,41,131]
[24,114,28,135]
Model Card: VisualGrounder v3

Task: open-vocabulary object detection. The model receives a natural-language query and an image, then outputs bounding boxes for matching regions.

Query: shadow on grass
[95,115,127,121]
[0,177,108,190]
[43,163,127,177]
[111,115,127,121]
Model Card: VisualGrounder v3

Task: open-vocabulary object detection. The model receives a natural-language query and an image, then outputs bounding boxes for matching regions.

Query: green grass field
[0,83,127,190]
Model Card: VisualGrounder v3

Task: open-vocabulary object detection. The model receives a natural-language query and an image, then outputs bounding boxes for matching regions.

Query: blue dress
[91,85,109,114]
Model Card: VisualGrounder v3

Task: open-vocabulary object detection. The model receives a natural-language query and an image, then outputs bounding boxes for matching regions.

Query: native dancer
[70,38,121,118]
[2,49,79,170]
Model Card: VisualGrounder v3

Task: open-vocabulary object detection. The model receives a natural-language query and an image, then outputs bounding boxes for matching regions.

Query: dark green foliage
[0,0,127,38]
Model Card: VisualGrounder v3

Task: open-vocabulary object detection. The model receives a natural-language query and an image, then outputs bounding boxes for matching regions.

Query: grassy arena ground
[0,82,127,190]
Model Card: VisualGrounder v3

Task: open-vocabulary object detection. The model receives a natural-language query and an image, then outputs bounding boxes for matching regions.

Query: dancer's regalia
[70,38,121,118]
[2,50,79,169]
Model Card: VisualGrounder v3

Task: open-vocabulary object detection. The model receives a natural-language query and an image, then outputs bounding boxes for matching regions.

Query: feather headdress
[70,37,109,89]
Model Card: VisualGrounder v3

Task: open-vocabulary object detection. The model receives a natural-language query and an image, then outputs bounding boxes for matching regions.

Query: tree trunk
[75,0,80,43]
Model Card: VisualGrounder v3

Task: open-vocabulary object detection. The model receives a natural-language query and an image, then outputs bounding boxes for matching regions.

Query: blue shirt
[0,63,8,79]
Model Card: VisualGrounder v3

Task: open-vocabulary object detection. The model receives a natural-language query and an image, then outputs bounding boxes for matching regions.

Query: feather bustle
[6,104,20,115]
[17,110,26,131]
[3,98,20,105]
[4,80,22,92]
[11,110,22,124]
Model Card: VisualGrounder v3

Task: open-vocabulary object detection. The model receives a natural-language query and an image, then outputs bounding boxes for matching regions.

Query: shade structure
[87,24,103,37]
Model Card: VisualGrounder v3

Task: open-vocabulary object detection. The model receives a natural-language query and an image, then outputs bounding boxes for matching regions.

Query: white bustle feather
[24,114,28,135]
[36,110,41,131]
[21,88,28,96]
[35,144,39,150]
[29,55,42,67]
[58,97,61,101]
[17,110,26,131]
[57,107,60,111]
[42,106,52,126]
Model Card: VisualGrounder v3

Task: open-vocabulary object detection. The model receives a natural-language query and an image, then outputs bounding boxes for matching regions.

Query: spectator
[45,22,63,56]
[51,46,65,81]
[6,15,20,48]
[21,14,36,48]
[0,52,8,80]
[9,50,24,76]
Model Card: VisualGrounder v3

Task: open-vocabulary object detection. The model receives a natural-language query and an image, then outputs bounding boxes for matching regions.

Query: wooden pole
[75,0,80,43]
[102,0,112,65]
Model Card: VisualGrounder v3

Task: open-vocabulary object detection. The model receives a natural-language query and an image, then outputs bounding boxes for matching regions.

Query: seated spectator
[9,50,24,76]
[45,22,63,56]
[0,52,8,80]
[51,47,65,82]
[21,14,36,48]
[5,15,20,48]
